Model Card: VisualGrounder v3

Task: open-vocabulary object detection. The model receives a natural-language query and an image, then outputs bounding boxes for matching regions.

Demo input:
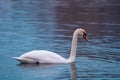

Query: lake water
[0,0,120,80]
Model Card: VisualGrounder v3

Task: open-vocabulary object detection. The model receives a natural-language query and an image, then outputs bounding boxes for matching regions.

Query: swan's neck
[68,31,78,62]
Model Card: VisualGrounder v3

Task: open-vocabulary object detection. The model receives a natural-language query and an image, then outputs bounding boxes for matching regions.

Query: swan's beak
[83,33,88,41]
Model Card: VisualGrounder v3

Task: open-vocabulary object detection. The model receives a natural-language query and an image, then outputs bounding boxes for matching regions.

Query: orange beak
[83,33,88,41]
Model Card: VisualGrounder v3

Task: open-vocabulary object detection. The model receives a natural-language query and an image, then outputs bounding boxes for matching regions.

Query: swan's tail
[13,57,22,61]
[13,57,37,63]
[13,57,30,63]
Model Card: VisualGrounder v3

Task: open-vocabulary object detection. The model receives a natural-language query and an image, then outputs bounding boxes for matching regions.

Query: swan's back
[14,50,68,63]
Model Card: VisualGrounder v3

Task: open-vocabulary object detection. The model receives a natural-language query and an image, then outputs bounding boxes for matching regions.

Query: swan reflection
[17,63,77,80]
[17,63,60,68]
[70,63,77,80]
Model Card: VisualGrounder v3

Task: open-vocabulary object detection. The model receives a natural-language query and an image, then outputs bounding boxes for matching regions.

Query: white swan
[13,28,88,64]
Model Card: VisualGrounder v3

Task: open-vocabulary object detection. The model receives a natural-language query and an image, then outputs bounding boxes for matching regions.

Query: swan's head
[75,28,88,41]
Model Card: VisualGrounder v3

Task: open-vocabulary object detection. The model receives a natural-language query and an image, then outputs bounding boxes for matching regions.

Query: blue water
[0,0,120,80]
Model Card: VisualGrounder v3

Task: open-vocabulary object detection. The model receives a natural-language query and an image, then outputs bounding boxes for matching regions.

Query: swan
[13,28,88,64]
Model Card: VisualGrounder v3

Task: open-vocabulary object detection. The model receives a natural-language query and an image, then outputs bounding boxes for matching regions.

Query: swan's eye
[83,32,88,41]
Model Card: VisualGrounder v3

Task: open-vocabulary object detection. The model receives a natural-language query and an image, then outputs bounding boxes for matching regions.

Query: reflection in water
[70,63,77,80]
[18,63,77,80]
[17,63,62,68]
[18,63,47,68]
[55,0,120,24]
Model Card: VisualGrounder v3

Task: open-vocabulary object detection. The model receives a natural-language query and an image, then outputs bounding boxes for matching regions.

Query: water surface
[0,0,120,80]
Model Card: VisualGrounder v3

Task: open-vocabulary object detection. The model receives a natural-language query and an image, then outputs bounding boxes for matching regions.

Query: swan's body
[13,28,88,64]
[13,50,69,63]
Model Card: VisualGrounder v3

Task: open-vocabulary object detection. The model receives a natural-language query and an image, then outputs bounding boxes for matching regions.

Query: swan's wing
[13,50,68,63]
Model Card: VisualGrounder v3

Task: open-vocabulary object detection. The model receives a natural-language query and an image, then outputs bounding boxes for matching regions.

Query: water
[0,0,120,80]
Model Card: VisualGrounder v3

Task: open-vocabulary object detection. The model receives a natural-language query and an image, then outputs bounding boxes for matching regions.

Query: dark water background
[0,0,120,80]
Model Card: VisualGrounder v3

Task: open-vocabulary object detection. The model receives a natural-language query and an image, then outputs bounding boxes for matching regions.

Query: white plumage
[13,28,88,64]
[13,50,68,63]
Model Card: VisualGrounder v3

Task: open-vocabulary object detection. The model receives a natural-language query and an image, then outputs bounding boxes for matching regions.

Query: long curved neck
[68,31,78,62]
